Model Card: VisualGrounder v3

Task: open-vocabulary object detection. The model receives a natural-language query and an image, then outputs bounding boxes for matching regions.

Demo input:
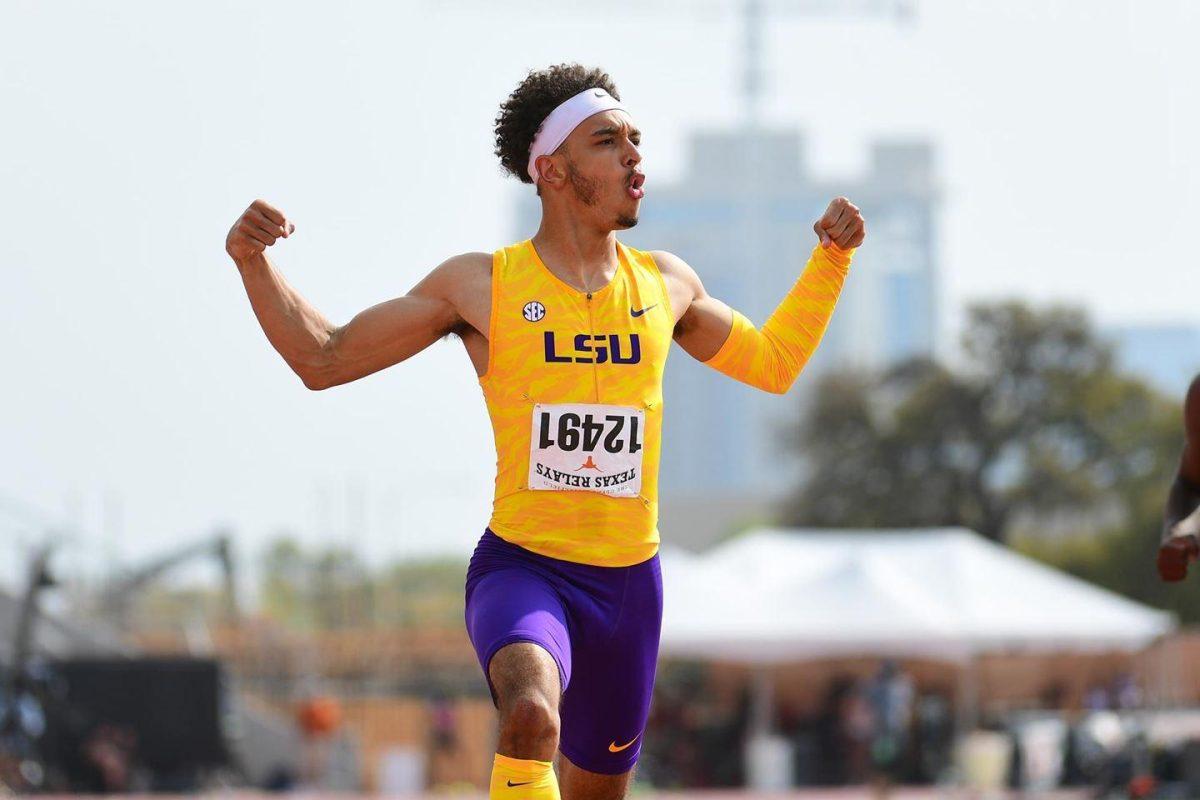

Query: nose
[623,140,641,169]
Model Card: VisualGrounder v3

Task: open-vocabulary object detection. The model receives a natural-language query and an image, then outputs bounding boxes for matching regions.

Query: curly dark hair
[494,64,620,187]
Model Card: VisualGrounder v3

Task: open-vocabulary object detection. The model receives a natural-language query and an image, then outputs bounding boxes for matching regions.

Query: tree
[260,535,374,629]
[258,536,465,629]
[782,301,1179,544]
[260,536,308,625]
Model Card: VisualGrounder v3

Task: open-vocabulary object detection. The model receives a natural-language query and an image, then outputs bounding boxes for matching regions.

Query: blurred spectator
[1114,674,1142,710]
[641,663,749,788]
[296,694,341,788]
[865,660,914,797]
[810,676,864,785]
[426,691,459,788]
[845,677,874,782]
[80,723,137,793]
[913,691,953,782]
[1085,683,1110,711]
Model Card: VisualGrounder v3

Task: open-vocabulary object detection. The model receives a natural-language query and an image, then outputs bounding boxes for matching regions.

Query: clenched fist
[814,197,866,251]
[226,199,296,263]
[1158,532,1199,582]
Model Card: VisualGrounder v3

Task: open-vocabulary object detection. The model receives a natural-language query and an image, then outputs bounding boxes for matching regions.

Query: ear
[534,153,567,190]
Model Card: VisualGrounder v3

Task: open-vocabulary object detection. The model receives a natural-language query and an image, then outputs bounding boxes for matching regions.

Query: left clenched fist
[814,197,866,251]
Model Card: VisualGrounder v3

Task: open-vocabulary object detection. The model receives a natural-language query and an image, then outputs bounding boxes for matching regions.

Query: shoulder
[436,251,492,279]
[647,249,707,303]
[423,251,492,293]
[409,251,491,311]
[647,250,701,287]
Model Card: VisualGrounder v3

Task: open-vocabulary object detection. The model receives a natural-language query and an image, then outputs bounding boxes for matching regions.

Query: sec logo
[523,301,546,322]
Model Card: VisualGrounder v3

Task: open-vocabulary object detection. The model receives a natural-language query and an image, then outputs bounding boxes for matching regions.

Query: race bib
[528,403,645,497]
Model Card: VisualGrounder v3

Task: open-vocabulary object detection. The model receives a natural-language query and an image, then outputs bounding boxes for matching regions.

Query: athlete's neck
[530,214,619,294]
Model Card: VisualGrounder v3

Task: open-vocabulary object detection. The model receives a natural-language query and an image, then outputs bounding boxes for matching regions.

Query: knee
[499,691,560,745]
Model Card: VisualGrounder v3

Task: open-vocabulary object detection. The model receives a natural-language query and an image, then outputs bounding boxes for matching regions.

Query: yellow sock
[490,753,560,800]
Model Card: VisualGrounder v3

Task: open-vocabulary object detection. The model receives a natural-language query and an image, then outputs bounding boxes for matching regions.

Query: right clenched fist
[226,199,296,263]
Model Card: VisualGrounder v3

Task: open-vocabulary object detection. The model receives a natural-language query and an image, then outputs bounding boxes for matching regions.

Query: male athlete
[225,64,865,799]
[1158,376,1200,581]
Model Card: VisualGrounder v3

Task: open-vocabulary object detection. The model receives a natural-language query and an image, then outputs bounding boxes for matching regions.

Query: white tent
[660,527,1175,663]
[662,527,1176,786]
[658,528,1177,788]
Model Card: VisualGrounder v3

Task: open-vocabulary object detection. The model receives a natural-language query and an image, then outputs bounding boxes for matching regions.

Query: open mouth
[627,172,646,200]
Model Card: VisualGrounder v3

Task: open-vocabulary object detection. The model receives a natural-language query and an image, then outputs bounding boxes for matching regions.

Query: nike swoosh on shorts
[608,735,639,752]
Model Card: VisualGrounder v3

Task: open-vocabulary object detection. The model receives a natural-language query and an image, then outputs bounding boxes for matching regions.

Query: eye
[599,138,614,145]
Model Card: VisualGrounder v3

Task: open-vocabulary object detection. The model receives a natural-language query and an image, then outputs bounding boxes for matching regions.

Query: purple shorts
[464,528,663,775]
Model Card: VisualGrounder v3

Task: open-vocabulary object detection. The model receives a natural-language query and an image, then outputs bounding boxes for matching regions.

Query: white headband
[526,87,627,183]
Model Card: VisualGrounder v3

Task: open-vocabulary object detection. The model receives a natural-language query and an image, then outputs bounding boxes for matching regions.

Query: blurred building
[1108,323,1200,397]
[515,125,939,548]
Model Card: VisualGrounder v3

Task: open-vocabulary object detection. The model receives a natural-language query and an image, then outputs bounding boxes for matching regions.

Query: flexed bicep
[313,292,461,389]
[650,249,734,361]
[658,245,853,395]
[306,253,490,389]
[674,293,736,362]
[228,200,488,391]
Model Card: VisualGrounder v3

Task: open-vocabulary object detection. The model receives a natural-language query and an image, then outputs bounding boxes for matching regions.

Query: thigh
[557,554,662,775]
[465,561,573,705]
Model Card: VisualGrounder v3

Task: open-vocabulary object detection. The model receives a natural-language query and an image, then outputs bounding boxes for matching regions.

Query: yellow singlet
[480,239,672,567]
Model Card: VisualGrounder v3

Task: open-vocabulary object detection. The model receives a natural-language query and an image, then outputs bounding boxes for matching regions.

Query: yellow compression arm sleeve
[702,244,852,394]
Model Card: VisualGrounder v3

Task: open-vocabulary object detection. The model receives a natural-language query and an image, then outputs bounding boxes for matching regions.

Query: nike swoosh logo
[507,780,534,787]
[608,735,639,753]
[630,304,657,317]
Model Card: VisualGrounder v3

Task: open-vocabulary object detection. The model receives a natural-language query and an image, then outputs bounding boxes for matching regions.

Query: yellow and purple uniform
[480,239,672,567]
[466,238,851,778]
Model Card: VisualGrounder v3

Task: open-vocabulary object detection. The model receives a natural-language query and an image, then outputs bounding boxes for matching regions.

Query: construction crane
[97,532,239,632]
[2,544,56,726]
[734,0,915,124]
[430,0,914,125]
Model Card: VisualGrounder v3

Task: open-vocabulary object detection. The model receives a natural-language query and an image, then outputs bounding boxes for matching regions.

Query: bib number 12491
[528,403,645,497]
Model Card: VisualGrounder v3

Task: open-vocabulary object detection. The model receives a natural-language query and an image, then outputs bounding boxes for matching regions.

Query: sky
[1,0,1197,591]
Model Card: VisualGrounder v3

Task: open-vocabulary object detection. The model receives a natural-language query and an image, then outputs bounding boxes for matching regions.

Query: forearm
[236,253,337,385]
[703,245,851,394]
[1165,474,1200,541]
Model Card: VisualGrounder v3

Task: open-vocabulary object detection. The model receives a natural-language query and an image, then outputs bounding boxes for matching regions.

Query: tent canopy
[659,527,1175,664]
